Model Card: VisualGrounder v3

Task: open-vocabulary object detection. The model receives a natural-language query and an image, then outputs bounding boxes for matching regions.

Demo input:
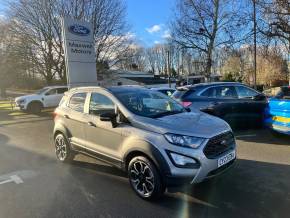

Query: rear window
[172,89,196,99]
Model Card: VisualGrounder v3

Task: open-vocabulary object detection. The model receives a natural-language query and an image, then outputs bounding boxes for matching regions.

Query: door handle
[87,122,96,127]
[64,115,70,119]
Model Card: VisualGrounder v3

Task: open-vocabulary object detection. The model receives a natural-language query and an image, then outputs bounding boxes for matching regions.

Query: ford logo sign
[68,24,90,36]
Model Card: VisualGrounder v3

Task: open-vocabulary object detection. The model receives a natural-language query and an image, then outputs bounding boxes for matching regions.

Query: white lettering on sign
[0,175,23,185]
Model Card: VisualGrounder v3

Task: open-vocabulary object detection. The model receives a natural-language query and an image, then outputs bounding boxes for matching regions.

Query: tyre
[54,133,75,163]
[27,102,42,114]
[128,156,165,200]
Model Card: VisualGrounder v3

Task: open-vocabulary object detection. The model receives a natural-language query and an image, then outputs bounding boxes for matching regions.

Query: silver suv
[53,86,236,200]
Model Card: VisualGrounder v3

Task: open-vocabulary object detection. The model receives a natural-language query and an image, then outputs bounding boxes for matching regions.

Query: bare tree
[7,0,130,84]
[171,0,249,79]
[258,0,289,45]
[146,44,168,75]
[118,45,147,71]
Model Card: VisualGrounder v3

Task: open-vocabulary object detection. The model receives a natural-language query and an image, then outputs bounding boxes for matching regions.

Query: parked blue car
[264,86,290,135]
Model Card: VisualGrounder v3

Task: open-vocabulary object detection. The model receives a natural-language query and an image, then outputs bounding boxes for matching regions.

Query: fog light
[169,152,198,168]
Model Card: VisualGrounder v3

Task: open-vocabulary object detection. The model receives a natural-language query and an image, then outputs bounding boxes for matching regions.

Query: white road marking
[0,170,36,186]
[235,134,257,138]
[0,175,23,185]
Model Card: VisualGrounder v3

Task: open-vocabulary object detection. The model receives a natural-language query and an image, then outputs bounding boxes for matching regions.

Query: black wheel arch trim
[123,143,171,178]
[53,123,72,139]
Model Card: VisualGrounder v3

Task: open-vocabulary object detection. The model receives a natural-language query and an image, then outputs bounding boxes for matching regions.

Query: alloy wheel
[55,135,67,161]
[129,160,155,197]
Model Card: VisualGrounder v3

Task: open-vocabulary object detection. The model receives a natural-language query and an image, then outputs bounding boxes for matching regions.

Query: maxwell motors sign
[61,17,97,88]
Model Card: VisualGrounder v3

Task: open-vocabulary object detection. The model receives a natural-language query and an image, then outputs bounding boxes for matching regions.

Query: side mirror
[100,112,118,128]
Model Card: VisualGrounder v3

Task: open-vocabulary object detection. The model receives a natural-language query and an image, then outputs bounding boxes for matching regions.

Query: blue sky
[126,0,175,46]
[0,0,174,46]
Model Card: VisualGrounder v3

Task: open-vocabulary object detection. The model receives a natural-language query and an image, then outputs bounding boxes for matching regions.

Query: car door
[213,85,240,120]
[235,85,267,121]
[43,88,58,107]
[63,92,88,146]
[198,86,239,121]
[84,92,125,162]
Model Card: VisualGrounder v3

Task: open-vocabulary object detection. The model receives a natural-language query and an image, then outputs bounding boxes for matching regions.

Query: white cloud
[154,40,160,44]
[162,30,171,39]
[146,24,162,34]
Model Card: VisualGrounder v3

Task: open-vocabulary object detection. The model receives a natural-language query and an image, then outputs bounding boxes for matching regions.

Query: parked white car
[15,86,68,113]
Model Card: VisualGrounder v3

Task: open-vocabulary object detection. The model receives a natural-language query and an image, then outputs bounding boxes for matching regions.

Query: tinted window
[172,90,187,99]
[45,89,57,96]
[216,86,237,98]
[200,87,215,97]
[89,93,115,116]
[35,88,49,95]
[68,93,87,112]
[200,86,237,98]
[57,88,68,94]
[172,89,196,99]
[236,86,258,98]
[276,87,290,99]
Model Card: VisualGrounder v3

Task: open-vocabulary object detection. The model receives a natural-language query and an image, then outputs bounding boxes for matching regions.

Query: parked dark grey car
[172,82,267,127]
[53,86,236,200]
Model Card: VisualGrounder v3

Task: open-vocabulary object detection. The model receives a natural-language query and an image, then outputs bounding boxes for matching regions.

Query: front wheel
[27,102,42,114]
[54,133,75,163]
[128,156,165,200]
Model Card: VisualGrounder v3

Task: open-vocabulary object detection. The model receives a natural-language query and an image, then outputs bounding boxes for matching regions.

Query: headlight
[164,133,205,149]
[17,99,26,104]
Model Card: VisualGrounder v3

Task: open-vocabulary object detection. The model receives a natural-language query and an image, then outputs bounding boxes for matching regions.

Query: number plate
[218,151,235,168]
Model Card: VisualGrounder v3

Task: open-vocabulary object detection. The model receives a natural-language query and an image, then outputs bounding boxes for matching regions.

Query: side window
[277,87,290,99]
[45,89,57,96]
[68,93,87,112]
[200,87,216,97]
[89,93,115,116]
[183,89,197,99]
[216,86,238,98]
[57,88,68,94]
[236,86,258,98]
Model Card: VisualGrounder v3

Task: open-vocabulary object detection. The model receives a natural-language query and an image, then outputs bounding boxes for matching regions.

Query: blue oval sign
[68,24,90,36]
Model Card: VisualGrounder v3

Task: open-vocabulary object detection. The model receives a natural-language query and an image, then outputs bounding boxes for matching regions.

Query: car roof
[44,85,68,89]
[177,82,244,90]
[108,85,149,93]
[68,85,148,94]
[150,87,175,91]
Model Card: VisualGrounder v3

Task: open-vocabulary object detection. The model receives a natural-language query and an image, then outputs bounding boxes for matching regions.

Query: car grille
[204,131,235,159]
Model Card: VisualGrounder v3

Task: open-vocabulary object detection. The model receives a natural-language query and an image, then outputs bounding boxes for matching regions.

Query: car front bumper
[265,117,290,135]
[158,138,237,186]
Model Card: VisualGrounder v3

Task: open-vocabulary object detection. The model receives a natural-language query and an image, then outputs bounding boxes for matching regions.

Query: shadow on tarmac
[0,132,290,217]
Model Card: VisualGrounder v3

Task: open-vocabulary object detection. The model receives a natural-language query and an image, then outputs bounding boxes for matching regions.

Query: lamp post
[167,49,171,88]
[253,0,257,89]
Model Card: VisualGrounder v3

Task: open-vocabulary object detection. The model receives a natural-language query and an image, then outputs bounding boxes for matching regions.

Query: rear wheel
[128,156,165,200]
[54,133,75,163]
[27,102,42,114]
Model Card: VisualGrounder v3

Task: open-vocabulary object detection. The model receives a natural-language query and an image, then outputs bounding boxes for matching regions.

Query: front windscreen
[114,89,185,118]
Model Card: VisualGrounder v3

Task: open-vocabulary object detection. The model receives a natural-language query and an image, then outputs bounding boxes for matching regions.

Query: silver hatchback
[53,86,236,200]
